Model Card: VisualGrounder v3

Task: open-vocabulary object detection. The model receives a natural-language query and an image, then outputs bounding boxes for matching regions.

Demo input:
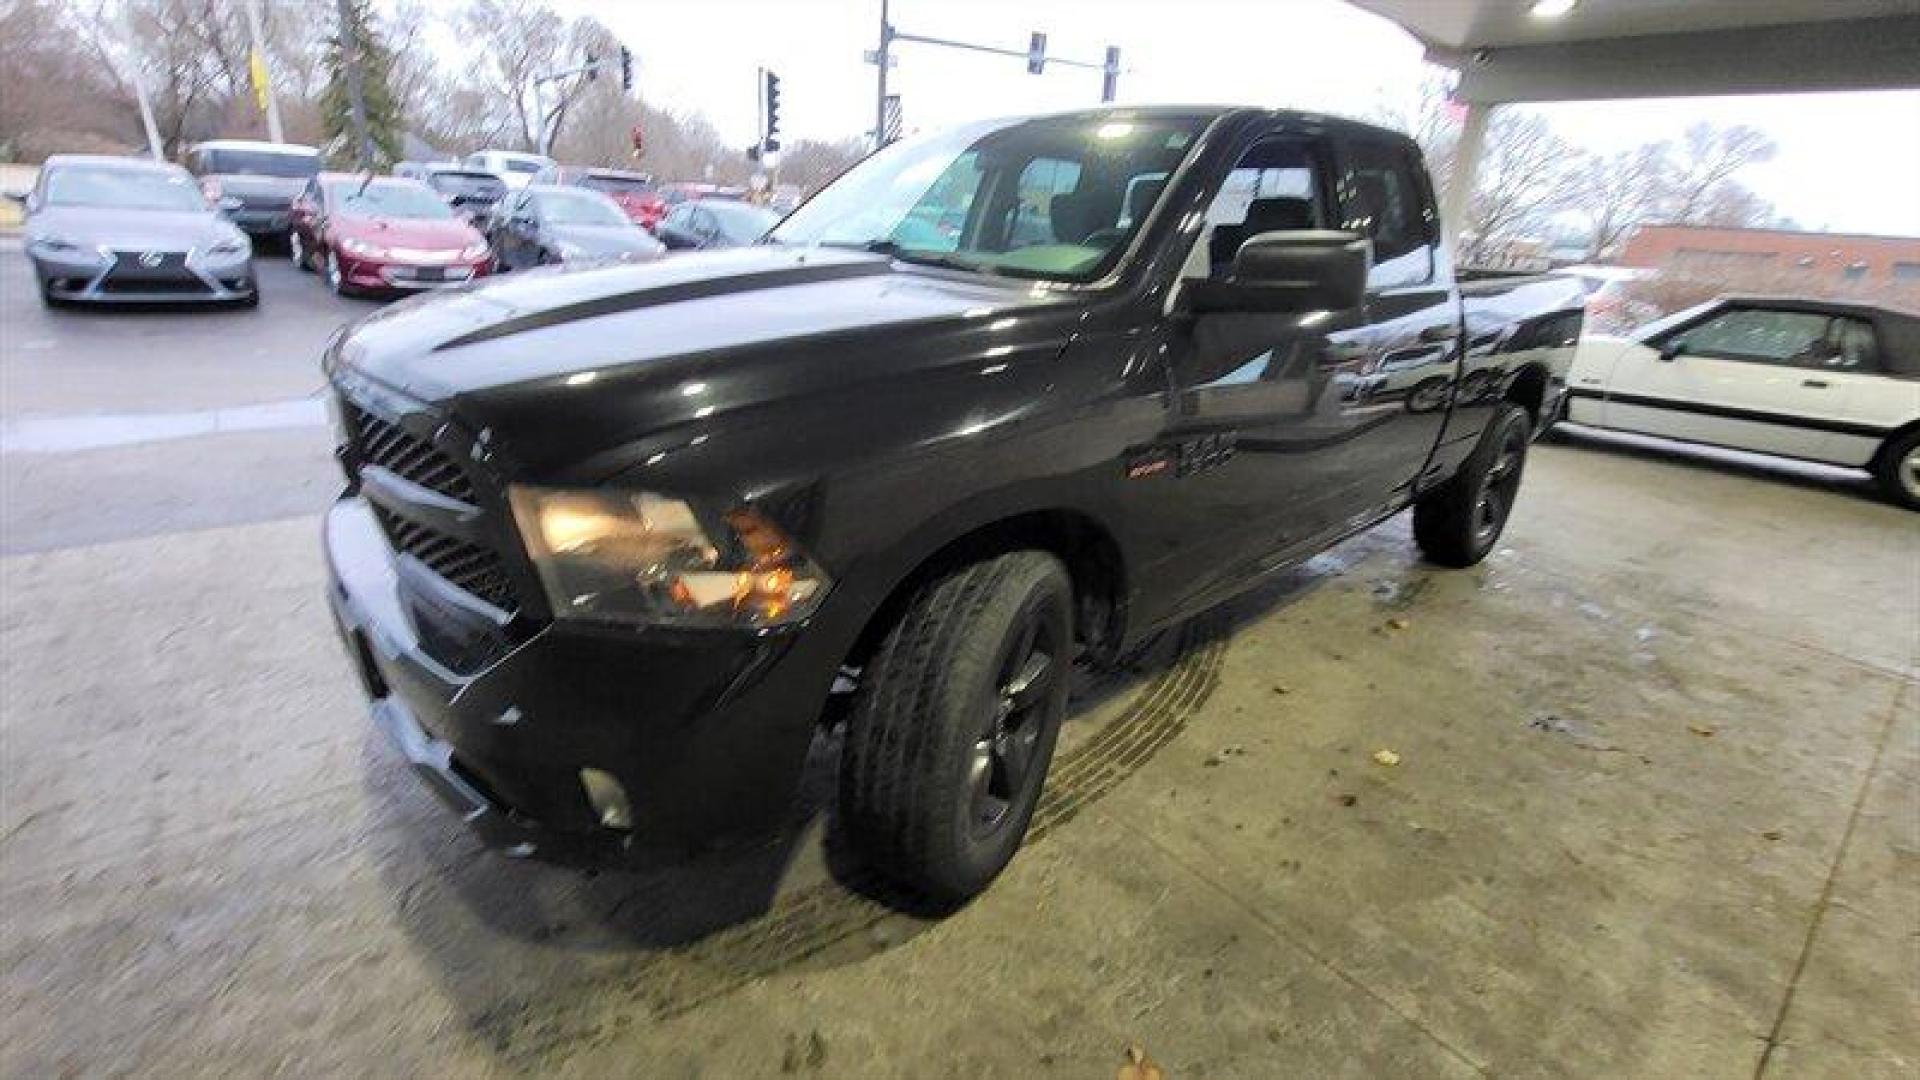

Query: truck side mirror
[1183,230,1371,315]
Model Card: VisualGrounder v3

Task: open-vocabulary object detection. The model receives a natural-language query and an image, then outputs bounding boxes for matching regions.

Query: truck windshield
[769,113,1210,282]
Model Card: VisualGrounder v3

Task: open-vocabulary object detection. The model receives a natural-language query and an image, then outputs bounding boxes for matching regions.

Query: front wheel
[325,249,352,297]
[840,551,1072,904]
[289,232,311,271]
[1872,428,1920,511]
[1414,402,1531,567]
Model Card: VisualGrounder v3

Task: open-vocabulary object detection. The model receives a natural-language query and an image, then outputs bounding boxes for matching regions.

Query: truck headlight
[509,486,829,627]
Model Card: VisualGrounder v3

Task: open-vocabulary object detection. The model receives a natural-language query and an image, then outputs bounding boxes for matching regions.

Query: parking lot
[1,234,1914,1077]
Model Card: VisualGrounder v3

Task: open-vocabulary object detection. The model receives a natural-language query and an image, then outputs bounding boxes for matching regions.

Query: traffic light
[763,70,782,147]
[619,46,633,91]
[1026,31,1047,75]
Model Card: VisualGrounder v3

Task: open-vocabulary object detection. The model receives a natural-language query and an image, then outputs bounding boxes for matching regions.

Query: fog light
[579,768,632,830]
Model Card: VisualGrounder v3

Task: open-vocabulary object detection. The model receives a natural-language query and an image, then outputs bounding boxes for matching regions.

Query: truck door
[1327,136,1459,514]
[1156,131,1372,609]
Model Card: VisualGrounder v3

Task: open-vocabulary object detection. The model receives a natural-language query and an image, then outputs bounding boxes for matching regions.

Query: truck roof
[997,104,1419,146]
[190,140,321,155]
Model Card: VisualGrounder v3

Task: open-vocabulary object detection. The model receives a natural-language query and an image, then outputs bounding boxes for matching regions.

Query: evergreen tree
[320,0,403,168]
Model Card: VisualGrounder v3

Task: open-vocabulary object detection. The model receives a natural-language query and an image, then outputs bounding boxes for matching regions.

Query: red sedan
[289,173,492,298]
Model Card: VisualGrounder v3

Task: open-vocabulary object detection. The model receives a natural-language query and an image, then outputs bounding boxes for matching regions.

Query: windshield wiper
[830,239,997,276]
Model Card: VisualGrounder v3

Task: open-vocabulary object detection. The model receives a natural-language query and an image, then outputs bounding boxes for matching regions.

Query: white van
[462,150,556,191]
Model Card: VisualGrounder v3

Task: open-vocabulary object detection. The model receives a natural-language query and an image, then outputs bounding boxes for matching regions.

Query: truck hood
[333,245,1081,478]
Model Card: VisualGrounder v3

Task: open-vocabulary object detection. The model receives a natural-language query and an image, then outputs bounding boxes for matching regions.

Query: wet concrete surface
[2,248,1916,1077]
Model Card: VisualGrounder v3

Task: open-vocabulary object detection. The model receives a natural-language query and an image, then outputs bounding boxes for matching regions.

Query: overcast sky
[527,0,1920,236]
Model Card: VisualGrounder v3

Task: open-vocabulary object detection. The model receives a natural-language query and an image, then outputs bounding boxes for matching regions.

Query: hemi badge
[1125,449,1172,479]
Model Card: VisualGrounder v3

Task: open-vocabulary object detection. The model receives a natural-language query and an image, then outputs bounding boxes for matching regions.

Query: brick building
[1617,224,1920,286]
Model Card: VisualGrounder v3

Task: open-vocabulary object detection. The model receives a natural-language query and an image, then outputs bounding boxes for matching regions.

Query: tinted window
[504,159,542,175]
[705,201,781,243]
[1341,140,1432,289]
[1203,137,1327,277]
[581,174,655,196]
[1667,309,1832,365]
[197,149,320,179]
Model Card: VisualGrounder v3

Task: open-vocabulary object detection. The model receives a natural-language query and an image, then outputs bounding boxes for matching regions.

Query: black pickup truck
[325,107,1582,902]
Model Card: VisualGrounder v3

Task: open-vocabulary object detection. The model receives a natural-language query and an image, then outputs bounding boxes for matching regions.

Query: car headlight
[459,243,489,261]
[207,233,250,257]
[339,236,388,258]
[509,486,830,627]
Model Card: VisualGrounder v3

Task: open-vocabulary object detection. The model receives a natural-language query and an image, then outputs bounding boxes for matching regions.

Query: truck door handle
[1419,325,1460,343]
[1802,379,1829,389]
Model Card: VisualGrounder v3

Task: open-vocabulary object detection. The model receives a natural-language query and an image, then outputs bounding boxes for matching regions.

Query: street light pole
[242,0,285,143]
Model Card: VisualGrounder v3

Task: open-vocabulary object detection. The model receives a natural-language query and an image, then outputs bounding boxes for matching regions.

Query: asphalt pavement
[0,236,374,553]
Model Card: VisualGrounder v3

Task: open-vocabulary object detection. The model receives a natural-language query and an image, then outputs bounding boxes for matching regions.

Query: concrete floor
[1,245,1916,1077]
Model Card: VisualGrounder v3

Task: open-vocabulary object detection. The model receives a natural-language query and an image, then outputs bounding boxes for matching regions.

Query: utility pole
[242,0,285,143]
[130,69,165,163]
[334,0,374,168]
[872,0,891,151]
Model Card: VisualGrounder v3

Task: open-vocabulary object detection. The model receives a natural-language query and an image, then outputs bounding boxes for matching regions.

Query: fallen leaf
[1762,830,1783,841]
[1272,684,1292,695]
[1337,793,1358,807]
[1386,617,1411,631]
[1687,725,1715,738]
[1372,748,1401,767]
[1118,1044,1166,1080]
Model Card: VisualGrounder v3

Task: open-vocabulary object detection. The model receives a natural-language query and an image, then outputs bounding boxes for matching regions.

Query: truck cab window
[1341,141,1433,289]
[1198,138,1326,279]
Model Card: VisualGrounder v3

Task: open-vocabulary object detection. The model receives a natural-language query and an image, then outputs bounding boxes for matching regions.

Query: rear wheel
[1414,402,1531,567]
[1872,428,1920,511]
[840,551,1072,904]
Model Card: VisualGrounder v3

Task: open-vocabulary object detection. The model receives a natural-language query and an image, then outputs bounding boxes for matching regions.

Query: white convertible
[1565,296,1920,508]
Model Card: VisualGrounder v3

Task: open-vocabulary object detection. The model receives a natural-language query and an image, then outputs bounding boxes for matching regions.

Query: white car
[461,149,556,191]
[1565,296,1920,508]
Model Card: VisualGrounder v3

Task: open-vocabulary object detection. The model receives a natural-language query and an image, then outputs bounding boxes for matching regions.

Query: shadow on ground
[360,535,1375,1067]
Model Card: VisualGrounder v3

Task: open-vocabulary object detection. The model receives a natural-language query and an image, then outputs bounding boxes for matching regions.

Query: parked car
[532,166,667,231]
[1560,264,1655,334]
[654,198,782,251]
[289,173,491,297]
[484,184,664,270]
[186,139,322,240]
[657,182,745,207]
[394,162,508,226]
[463,149,555,191]
[323,107,1580,903]
[14,154,255,307]
[1566,295,1920,507]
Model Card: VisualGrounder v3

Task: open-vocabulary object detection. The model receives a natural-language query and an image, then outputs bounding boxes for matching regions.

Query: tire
[840,551,1073,904]
[1872,428,1920,511]
[325,249,353,297]
[1414,402,1531,567]
[290,232,311,272]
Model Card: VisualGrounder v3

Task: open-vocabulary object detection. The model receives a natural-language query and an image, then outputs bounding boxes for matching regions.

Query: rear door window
[1339,139,1434,289]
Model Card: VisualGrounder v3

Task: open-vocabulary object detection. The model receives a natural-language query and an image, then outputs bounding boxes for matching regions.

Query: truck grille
[375,510,520,612]
[339,397,519,614]
[343,403,475,503]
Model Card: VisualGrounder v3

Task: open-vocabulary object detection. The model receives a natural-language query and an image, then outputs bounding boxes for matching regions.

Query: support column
[1442,102,1490,261]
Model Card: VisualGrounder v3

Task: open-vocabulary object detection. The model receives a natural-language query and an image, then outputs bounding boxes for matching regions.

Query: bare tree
[1576,142,1673,260]
[775,138,868,192]
[1460,110,1584,263]
[458,0,567,150]
[1665,122,1776,224]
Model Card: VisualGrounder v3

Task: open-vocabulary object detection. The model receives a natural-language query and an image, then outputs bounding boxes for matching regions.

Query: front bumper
[336,251,491,292]
[228,208,291,235]
[32,248,255,304]
[324,496,835,860]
